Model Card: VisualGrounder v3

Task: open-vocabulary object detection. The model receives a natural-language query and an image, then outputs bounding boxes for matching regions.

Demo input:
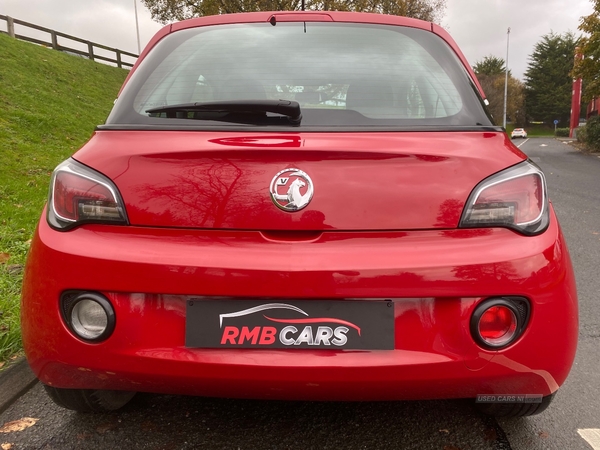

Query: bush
[577,125,587,143]
[555,128,570,137]
[582,115,600,150]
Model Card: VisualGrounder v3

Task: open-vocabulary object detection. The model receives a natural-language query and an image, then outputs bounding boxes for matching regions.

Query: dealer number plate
[186,299,394,350]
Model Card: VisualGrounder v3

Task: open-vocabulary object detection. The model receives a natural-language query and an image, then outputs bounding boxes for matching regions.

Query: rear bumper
[21,207,578,401]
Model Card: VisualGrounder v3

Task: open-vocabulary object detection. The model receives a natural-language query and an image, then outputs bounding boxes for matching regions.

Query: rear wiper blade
[146,100,302,125]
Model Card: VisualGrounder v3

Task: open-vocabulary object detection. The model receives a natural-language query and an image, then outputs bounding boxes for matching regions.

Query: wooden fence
[0,15,138,69]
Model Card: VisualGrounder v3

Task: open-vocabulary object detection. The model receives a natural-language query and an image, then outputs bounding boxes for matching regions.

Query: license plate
[186,299,394,350]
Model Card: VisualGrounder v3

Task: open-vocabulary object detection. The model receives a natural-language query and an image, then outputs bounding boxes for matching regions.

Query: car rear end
[22,11,577,414]
[511,128,527,138]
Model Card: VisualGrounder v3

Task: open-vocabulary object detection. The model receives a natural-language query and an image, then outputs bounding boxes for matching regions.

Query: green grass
[0,33,128,364]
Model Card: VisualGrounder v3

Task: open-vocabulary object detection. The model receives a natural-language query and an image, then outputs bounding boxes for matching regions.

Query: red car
[21,11,577,416]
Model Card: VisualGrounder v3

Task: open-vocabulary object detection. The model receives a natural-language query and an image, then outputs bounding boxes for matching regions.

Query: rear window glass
[107,22,492,130]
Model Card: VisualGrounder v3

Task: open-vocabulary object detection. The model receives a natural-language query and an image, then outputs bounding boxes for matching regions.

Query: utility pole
[134,0,141,55]
[503,27,511,129]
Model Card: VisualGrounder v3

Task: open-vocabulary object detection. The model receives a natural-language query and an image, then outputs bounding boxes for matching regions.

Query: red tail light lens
[460,161,548,235]
[470,297,530,350]
[48,159,128,230]
[479,306,517,345]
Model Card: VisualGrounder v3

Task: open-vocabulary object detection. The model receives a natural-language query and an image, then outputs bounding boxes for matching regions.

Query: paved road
[1,138,599,450]
[498,138,600,450]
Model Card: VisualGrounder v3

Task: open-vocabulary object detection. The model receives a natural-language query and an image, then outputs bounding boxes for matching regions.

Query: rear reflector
[478,306,517,346]
[470,297,530,350]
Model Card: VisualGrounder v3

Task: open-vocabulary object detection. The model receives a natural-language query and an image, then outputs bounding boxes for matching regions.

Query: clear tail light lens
[48,159,128,230]
[61,291,116,342]
[459,160,549,236]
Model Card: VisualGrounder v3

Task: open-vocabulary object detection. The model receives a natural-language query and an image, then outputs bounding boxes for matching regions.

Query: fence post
[116,49,122,68]
[87,41,94,61]
[7,16,15,38]
[51,30,58,50]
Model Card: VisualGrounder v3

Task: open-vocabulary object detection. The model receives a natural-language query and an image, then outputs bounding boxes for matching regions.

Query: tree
[524,32,578,125]
[141,0,447,24]
[572,0,600,101]
[473,55,508,77]
[473,56,524,126]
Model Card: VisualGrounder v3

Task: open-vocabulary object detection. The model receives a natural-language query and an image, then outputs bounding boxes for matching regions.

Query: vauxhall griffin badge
[269,168,314,212]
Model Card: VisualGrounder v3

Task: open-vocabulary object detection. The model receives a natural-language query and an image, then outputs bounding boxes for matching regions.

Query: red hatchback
[21,11,577,416]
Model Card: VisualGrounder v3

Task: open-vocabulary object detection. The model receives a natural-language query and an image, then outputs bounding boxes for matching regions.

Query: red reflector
[53,171,116,221]
[475,173,543,224]
[478,305,517,344]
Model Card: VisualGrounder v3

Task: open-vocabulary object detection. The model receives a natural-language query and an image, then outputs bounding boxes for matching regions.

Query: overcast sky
[1,0,594,80]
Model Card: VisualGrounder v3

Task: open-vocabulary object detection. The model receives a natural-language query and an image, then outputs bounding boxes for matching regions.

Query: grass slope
[0,33,127,363]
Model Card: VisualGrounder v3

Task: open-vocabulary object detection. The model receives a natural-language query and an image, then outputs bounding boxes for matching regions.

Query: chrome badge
[270,168,314,212]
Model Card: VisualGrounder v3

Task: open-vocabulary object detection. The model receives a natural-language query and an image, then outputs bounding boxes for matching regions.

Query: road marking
[516,138,529,148]
[578,429,600,449]
[540,144,548,147]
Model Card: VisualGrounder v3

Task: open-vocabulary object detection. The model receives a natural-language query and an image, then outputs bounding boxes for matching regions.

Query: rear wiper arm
[146,100,302,125]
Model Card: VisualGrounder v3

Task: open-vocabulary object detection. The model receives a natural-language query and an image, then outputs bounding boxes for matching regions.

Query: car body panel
[22,206,577,400]
[73,130,525,231]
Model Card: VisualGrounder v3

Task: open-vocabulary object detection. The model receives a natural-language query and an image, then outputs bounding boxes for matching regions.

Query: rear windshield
[105,22,493,130]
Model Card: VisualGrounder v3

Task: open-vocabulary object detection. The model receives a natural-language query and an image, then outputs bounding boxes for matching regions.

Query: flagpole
[134,0,141,55]
[503,27,510,129]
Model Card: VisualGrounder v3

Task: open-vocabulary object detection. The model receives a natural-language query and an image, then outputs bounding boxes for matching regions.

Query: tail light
[470,297,530,350]
[459,160,548,236]
[47,159,128,230]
